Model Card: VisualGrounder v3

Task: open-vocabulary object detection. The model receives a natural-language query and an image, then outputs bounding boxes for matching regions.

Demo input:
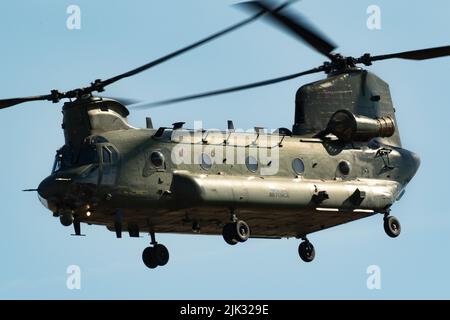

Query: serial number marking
[269,188,289,198]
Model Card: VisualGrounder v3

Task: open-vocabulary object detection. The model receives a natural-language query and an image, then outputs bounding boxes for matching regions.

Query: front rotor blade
[0,2,296,110]
[369,45,450,62]
[238,0,337,59]
[96,96,142,106]
[0,95,52,110]
[131,67,323,108]
[99,1,297,88]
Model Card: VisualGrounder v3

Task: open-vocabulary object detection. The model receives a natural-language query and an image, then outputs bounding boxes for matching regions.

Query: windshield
[52,153,62,173]
[76,144,99,166]
[52,143,99,173]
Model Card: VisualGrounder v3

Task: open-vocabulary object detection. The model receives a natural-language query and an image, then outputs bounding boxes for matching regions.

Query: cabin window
[338,161,351,175]
[150,151,165,168]
[245,155,258,172]
[200,153,212,170]
[292,158,305,175]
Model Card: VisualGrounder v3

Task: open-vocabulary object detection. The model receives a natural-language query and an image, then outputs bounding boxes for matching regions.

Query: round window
[150,151,164,167]
[338,160,351,175]
[200,153,212,170]
[292,158,305,175]
[245,155,258,172]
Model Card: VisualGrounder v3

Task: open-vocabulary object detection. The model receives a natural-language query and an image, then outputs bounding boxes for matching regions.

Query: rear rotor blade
[238,0,337,59]
[368,45,450,62]
[131,66,323,108]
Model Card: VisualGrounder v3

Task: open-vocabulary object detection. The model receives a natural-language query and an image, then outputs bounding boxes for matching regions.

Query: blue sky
[0,0,449,299]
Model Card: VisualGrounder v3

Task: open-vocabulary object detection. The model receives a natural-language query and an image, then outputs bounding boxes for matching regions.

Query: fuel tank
[171,171,401,212]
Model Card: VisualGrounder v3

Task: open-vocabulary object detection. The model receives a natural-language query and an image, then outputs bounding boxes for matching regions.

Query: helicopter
[1,1,449,269]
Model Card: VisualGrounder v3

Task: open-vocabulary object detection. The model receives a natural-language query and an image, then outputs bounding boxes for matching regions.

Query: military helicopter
[1,0,449,269]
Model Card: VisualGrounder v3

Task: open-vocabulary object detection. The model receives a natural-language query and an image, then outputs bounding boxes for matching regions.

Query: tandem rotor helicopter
[1,1,449,269]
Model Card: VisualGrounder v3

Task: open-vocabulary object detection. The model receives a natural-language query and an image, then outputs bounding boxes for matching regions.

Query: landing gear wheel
[222,223,238,245]
[235,220,250,243]
[384,216,401,238]
[142,244,170,269]
[222,220,251,245]
[153,244,169,266]
[59,213,73,227]
[298,241,315,263]
[142,247,158,269]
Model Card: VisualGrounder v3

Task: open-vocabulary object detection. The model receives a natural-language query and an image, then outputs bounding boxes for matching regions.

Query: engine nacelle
[326,109,395,142]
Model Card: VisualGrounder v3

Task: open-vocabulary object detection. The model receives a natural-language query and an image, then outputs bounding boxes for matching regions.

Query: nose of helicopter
[37,164,99,201]
[37,174,73,212]
[37,175,72,200]
[37,165,100,212]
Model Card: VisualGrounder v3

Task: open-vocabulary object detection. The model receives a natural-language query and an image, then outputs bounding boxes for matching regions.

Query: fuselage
[37,126,420,238]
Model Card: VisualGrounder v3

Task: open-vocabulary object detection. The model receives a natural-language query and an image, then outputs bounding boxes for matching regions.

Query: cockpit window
[52,146,73,173]
[102,146,119,164]
[102,147,111,164]
[52,142,117,173]
[89,136,109,144]
[107,146,118,163]
[76,144,99,166]
[52,153,62,173]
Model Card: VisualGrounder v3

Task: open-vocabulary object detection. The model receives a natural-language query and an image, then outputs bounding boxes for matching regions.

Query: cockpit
[52,136,118,174]
[52,143,98,173]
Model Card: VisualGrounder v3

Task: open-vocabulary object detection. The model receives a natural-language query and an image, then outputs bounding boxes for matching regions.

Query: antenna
[172,122,185,130]
[227,120,235,132]
[146,117,153,129]
[225,120,235,144]
[254,126,265,144]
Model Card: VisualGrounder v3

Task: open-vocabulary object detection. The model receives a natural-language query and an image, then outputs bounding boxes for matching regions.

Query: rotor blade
[0,2,297,110]
[237,0,337,59]
[99,1,298,89]
[369,45,450,62]
[0,95,52,110]
[96,96,142,106]
[131,66,323,108]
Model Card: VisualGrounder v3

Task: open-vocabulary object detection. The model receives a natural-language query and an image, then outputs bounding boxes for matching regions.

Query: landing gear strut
[298,238,315,263]
[384,215,401,238]
[142,231,169,269]
[222,220,251,245]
